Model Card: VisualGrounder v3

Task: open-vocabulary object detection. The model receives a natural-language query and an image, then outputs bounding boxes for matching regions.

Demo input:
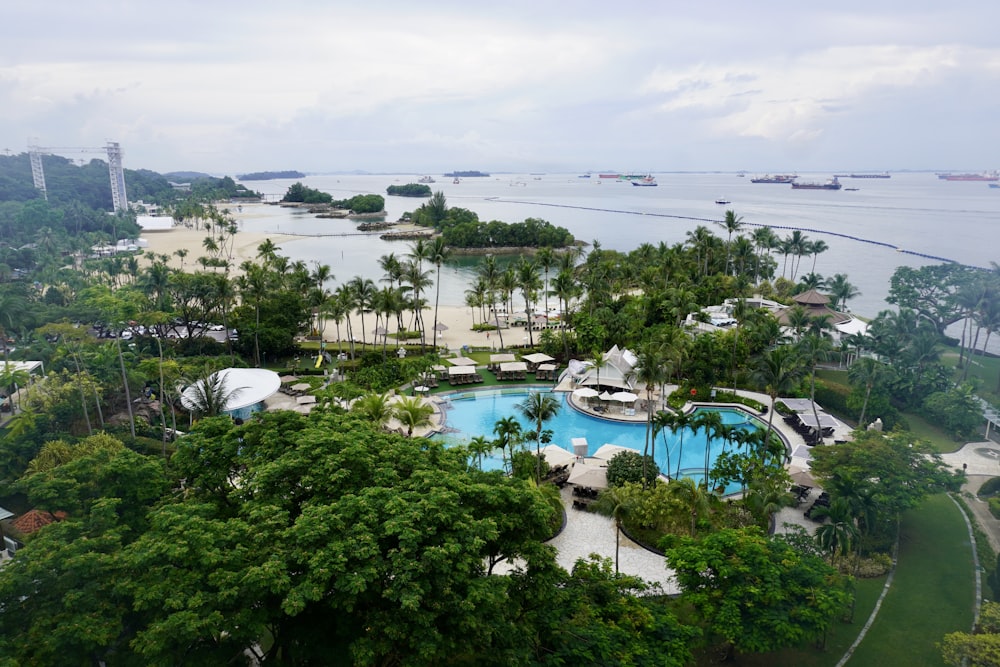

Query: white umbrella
[611,391,638,402]
[592,443,634,461]
[414,385,430,393]
[572,387,599,399]
[540,445,576,468]
[598,391,614,402]
[567,460,608,489]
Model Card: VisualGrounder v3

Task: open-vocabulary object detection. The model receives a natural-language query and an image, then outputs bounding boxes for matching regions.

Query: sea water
[232,172,1000,321]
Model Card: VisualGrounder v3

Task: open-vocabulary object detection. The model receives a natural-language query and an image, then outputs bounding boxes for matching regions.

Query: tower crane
[27,141,128,213]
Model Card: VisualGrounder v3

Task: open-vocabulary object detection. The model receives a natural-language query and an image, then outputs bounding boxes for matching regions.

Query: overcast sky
[3,1,998,175]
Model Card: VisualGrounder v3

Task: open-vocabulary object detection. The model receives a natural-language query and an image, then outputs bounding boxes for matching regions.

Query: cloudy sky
[3,1,998,175]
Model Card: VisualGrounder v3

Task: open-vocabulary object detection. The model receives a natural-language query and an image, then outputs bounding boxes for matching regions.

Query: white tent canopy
[448,357,478,367]
[572,387,599,399]
[448,366,477,377]
[523,352,555,365]
[611,391,638,403]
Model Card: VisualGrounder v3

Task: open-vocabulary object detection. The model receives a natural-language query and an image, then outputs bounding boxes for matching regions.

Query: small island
[238,170,306,181]
[443,170,490,178]
[386,183,432,197]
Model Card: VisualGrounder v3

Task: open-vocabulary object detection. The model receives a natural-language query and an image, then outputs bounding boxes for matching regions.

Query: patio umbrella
[592,443,634,461]
[611,391,638,403]
[373,326,387,336]
[567,460,608,489]
[434,322,448,331]
[572,387,599,399]
[414,385,430,393]
[540,444,576,468]
[788,467,816,487]
[598,391,614,402]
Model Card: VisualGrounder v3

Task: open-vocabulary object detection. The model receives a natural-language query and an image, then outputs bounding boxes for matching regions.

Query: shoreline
[140,225,307,273]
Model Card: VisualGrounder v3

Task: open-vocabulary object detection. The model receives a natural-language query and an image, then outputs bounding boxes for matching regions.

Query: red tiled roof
[11,509,65,534]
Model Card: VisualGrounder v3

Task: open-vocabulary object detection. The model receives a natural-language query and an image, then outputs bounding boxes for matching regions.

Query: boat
[631,176,657,187]
[989,184,1000,189]
[444,170,490,177]
[418,176,435,184]
[844,187,860,191]
[750,174,796,184]
[598,173,621,179]
[791,177,842,190]
[452,177,460,184]
[849,173,890,179]
[941,172,1000,182]
[715,198,730,205]
[578,173,591,178]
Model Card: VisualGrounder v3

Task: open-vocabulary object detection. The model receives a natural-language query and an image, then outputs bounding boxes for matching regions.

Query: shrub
[605,451,658,487]
[980,477,1000,499]
[989,497,1000,520]
[854,552,894,578]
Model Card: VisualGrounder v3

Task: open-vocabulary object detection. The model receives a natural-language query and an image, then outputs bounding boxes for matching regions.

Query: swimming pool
[434,389,766,486]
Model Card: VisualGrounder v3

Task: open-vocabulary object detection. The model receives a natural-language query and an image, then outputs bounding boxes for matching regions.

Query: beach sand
[140,225,306,273]
[324,305,534,355]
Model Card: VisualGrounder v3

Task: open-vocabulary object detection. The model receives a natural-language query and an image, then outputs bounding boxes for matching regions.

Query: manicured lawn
[846,494,975,667]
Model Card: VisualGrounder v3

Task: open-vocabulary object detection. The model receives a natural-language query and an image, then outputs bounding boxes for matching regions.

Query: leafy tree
[281,181,332,204]
[886,263,976,335]
[605,450,658,488]
[386,183,432,197]
[665,527,850,658]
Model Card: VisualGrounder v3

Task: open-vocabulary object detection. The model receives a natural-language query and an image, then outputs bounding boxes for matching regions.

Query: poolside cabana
[488,353,516,370]
[522,352,555,371]
[498,361,528,380]
[535,363,558,381]
[447,366,479,385]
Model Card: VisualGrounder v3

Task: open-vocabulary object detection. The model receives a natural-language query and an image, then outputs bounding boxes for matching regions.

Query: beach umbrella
[373,326,387,336]
[611,391,638,403]
[434,322,448,331]
[592,443,634,461]
[598,391,614,402]
[572,387,599,399]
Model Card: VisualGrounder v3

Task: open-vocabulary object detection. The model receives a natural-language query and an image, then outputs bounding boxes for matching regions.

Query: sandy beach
[324,305,535,355]
[140,225,306,273]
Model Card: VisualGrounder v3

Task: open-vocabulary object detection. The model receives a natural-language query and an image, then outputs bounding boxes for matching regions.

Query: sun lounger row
[448,374,484,385]
[804,491,831,520]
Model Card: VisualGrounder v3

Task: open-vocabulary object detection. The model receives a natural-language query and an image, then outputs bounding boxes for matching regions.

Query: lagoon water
[233,172,1000,321]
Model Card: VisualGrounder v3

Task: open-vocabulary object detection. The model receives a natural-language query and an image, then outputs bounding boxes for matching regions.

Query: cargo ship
[833,173,891,179]
[791,177,842,190]
[444,170,490,178]
[598,173,621,179]
[938,172,999,182]
[750,174,796,183]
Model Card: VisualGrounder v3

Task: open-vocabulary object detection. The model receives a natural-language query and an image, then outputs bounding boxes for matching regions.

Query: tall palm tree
[392,396,434,437]
[479,255,505,348]
[692,411,722,490]
[492,416,523,474]
[516,391,560,483]
[408,239,432,347]
[183,367,245,423]
[516,258,541,347]
[349,277,377,353]
[847,357,891,426]
[812,497,859,566]
[716,209,744,276]
[798,332,833,443]
[807,239,829,275]
[429,237,451,353]
[0,362,30,414]
[751,345,805,459]
[467,435,494,471]
[659,409,694,480]
[536,247,555,316]
[826,273,860,312]
[668,477,710,537]
[636,339,670,487]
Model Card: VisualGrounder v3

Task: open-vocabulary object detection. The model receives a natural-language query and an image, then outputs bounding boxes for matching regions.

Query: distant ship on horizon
[750,174,797,184]
[937,171,999,182]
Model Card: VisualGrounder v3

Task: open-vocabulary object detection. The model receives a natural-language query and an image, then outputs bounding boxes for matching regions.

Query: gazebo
[577,345,637,391]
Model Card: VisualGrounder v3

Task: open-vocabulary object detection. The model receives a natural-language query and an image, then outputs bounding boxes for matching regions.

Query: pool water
[434,389,765,486]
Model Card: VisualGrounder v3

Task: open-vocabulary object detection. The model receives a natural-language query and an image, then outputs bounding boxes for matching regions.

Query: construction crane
[27,141,128,213]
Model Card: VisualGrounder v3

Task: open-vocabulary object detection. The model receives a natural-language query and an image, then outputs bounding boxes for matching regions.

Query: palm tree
[668,477,710,537]
[478,255,505,348]
[716,209,744,276]
[182,367,246,422]
[635,340,670,487]
[812,497,859,566]
[751,346,805,459]
[408,240,432,347]
[516,391,560,483]
[798,331,833,443]
[351,392,393,429]
[428,237,451,353]
[536,246,555,316]
[826,273,860,311]
[807,239,829,275]
[692,411,722,490]
[392,396,434,436]
[516,258,541,347]
[349,277,377,353]
[847,357,891,426]
[659,409,693,480]
[0,362,30,413]
[492,416,523,474]
[467,435,494,471]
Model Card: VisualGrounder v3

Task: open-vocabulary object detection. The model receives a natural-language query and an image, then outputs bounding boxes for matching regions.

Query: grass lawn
[846,493,975,667]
